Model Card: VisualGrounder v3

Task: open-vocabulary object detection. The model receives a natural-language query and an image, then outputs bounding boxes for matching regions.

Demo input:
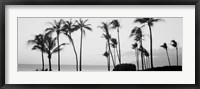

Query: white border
[5,5,195,84]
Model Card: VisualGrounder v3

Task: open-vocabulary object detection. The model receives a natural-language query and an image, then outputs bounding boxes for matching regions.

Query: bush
[113,63,136,71]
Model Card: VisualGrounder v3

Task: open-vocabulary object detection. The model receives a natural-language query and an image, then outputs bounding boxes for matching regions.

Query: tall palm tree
[111,38,119,65]
[110,20,122,64]
[28,34,45,71]
[171,40,178,66]
[99,22,116,68]
[103,42,110,71]
[62,19,79,71]
[134,18,162,68]
[161,43,171,66]
[75,19,92,71]
[130,26,145,70]
[45,19,64,71]
[43,34,66,71]
[132,43,139,70]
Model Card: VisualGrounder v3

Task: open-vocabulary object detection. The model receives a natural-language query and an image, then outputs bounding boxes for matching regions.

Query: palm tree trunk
[117,28,121,64]
[140,41,144,70]
[115,45,120,64]
[80,29,83,71]
[48,54,52,71]
[135,49,139,70]
[106,43,110,71]
[71,38,79,71]
[144,57,146,70]
[148,24,154,68]
[166,49,171,66]
[41,51,44,71]
[113,48,116,65]
[57,34,61,71]
[136,48,140,70]
[176,47,178,66]
[107,39,116,67]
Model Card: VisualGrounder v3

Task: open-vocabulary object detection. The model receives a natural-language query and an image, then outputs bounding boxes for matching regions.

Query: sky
[18,17,182,67]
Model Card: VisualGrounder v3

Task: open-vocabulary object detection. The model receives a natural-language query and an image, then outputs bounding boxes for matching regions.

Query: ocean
[18,64,113,71]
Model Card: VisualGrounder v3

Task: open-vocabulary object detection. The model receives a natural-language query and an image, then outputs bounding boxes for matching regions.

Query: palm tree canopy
[28,34,45,51]
[171,40,177,47]
[103,51,109,57]
[62,19,79,34]
[110,19,120,29]
[43,34,66,55]
[99,22,112,40]
[132,43,138,49]
[161,43,168,50]
[75,19,92,36]
[111,38,118,45]
[46,19,65,35]
[134,18,163,26]
[130,27,142,42]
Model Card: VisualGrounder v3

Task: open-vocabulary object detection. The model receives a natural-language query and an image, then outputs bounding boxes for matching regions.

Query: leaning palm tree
[171,40,178,66]
[132,43,139,70]
[43,34,66,71]
[161,43,171,66]
[99,22,116,68]
[28,34,45,71]
[134,18,162,68]
[75,19,92,71]
[130,26,145,70]
[110,20,122,64]
[62,19,79,71]
[45,19,64,71]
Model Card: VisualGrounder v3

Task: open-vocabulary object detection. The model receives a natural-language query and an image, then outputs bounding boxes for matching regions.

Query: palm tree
[111,38,119,65]
[62,19,79,71]
[110,20,122,64]
[45,19,64,71]
[75,19,92,71]
[99,22,116,68]
[43,34,66,71]
[161,43,171,66]
[132,43,139,70]
[134,18,162,68]
[130,26,145,70]
[171,40,178,66]
[103,42,110,71]
[28,34,45,71]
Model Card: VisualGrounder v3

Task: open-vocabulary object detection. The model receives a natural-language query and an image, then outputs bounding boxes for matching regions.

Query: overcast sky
[18,17,182,67]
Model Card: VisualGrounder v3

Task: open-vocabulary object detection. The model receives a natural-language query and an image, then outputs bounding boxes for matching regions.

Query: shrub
[113,63,136,71]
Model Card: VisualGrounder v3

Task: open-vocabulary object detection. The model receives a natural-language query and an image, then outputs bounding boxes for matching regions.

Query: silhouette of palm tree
[75,19,92,71]
[103,43,110,71]
[99,22,116,67]
[43,34,66,71]
[111,38,119,65]
[130,26,145,70]
[45,19,65,71]
[134,18,162,68]
[62,19,79,71]
[28,34,45,71]
[110,20,122,64]
[171,40,178,66]
[161,43,171,66]
[132,43,139,70]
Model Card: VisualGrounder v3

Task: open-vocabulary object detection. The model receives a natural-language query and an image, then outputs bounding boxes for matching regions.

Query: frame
[0,0,199,89]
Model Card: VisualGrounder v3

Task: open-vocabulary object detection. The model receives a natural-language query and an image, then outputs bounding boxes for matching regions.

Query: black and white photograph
[18,17,182,71]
